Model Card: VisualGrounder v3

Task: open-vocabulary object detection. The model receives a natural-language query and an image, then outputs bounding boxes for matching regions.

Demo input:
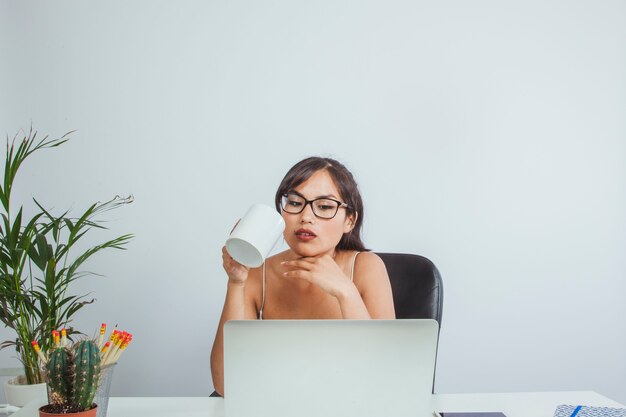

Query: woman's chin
[287,244,333,259]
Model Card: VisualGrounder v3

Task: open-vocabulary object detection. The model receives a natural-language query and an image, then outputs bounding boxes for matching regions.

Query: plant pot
[39,404,97,417]
[3,375,48,407]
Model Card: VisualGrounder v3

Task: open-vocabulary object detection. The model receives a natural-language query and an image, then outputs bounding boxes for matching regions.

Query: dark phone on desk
[435,413,507,417]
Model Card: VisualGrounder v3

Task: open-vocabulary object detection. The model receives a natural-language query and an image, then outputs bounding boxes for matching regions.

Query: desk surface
[11,391,625,417]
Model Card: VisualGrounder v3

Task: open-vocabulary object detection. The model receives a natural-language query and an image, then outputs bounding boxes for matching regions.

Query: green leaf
[66,233,133,280]
[9,208,23,251]
[44,258,57,297]
[29,233,50,271]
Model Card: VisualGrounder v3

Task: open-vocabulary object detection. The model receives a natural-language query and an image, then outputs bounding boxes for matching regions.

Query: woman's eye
[316,203,335,211]
[288,200,303,207]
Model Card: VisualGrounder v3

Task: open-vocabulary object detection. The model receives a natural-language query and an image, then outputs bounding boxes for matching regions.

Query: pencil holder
[94,363,116,417]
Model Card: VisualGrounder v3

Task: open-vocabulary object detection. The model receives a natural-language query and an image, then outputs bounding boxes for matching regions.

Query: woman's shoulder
[334,250,384,275]
[350,250,384,266]
[350,251,388,285]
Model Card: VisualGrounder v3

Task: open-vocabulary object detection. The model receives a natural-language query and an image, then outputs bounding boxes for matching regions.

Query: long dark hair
[274,157,368,252]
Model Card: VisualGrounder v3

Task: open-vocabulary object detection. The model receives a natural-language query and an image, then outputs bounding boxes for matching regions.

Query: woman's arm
[210,247,258,396]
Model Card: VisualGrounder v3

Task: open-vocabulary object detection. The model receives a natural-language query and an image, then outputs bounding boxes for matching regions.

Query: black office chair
[376,252,443,325]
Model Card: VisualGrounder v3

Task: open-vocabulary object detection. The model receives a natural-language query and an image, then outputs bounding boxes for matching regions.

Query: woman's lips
[295,229,317,241]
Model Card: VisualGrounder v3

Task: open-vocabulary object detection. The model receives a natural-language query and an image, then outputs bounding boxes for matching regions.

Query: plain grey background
[1,0,625,405]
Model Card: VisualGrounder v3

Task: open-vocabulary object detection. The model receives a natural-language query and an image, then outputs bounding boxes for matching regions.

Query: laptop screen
[224,319,439,417]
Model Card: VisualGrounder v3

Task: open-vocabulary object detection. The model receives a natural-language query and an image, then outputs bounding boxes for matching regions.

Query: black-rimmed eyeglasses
[280,193,349,219]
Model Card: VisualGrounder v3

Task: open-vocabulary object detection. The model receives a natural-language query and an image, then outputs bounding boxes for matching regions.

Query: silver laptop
[224,319,439,417]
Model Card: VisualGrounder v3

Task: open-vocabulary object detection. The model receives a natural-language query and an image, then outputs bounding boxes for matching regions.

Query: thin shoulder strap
[259,261,266,320]
[350,251,361,282]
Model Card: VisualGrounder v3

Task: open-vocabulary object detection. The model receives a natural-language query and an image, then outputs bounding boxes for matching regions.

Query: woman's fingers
[222,246,249,283]
[281,258,316,282]
[281,258,315,270]
[283,268,311,280]
[222,246,236,264]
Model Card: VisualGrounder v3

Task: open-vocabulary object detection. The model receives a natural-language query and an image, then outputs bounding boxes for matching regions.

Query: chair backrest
[376,252,443,325]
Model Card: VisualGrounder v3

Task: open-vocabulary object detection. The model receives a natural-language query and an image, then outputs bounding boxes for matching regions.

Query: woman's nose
[300,203,315,222]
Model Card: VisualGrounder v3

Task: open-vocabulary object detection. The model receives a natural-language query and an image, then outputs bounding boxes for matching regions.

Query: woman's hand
[281,254,353,299]
[222,246,249,284]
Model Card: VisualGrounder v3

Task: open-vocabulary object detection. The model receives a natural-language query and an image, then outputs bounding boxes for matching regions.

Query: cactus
[44,339,101,411]
[45,347,74,404]
[72,340,101,410]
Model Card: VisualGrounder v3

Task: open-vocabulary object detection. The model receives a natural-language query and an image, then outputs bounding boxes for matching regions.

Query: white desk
[10,391,625,417]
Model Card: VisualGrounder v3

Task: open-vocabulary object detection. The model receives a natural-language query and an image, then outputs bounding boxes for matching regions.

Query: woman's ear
[344,212,358,233]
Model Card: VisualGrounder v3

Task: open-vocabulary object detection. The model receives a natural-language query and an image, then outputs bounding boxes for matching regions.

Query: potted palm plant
[0,127,133,406]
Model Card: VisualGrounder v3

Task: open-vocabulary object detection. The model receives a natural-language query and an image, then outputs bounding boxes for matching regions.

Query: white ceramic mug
[225,203,285,268]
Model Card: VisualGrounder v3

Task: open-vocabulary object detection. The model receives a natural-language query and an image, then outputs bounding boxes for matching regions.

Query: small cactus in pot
[39,340,101,416]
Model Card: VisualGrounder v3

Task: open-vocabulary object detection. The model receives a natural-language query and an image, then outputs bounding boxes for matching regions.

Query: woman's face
[282,169,355,258]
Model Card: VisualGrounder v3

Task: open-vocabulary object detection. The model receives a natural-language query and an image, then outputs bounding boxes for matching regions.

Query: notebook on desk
[223,319,439,417]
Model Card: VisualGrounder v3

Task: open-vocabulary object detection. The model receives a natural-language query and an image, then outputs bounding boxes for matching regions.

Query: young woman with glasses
[210,157,395,396]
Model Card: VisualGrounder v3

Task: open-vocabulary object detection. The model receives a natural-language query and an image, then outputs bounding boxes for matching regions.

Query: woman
[210,157,395,396]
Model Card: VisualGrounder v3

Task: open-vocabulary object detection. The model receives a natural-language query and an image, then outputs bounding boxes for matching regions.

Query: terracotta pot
[3,375,48,407]
[39,404,98,417]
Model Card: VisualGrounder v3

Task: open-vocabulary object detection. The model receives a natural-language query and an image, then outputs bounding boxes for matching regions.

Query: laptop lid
[224,319,439,417]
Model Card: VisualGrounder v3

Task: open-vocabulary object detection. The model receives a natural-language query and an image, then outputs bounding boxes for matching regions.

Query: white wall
[1,0,625,404]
